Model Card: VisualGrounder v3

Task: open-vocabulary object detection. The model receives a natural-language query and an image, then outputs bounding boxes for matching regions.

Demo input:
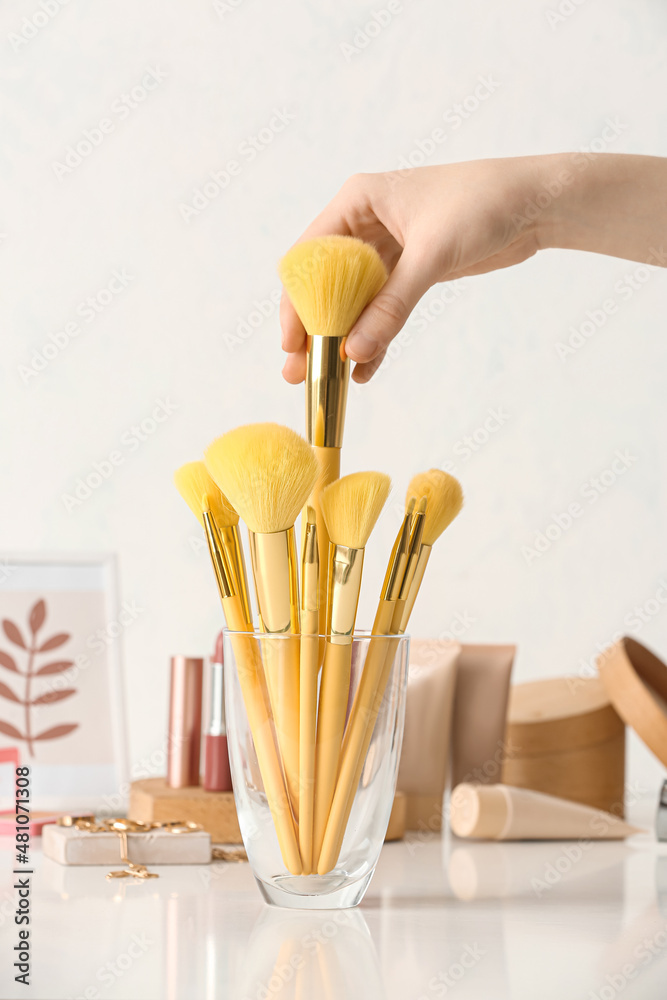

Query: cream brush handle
[312,638,353,861]
[223,597,302,875]
[317,598,397,873]
[298,615,320,874]
[249,527,301,820]
[203,511,301,874]
[317,507,425,871]
[309,445,340,635]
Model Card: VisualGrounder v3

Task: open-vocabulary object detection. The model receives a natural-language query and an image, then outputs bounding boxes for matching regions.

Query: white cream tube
[450,783,643,840]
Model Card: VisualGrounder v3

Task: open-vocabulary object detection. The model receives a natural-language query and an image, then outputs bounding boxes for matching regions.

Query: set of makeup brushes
[173,236,463,876]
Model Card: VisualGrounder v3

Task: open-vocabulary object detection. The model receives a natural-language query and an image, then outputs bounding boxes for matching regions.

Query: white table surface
[1,801,667,1000]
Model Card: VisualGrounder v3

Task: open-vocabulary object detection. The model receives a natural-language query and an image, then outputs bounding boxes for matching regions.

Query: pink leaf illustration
[31,689,76,706]
[29,599,46,635]
[34,723,78,741]
[0,651,19,673]
[2,620,26,650]
[0,720,24,740]
[38,633,70,653]
[35,660,74,677]
[0,682,20,703]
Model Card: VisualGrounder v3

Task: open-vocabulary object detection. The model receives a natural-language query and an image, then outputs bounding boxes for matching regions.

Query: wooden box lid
[598,637,667,769]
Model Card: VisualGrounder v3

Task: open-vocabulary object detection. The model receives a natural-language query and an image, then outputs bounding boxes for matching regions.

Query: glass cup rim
[221,627,411,641]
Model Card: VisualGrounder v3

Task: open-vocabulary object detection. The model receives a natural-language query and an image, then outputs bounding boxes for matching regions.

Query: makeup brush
[400,469,464,631]
[316,502,414,873]
[279,235,388,630]
[173,461,253,626]
[318,476,464,871]
[205,423,319,819]
[312,471,391,861]
[298,506,319,873]
[173,468,300,873]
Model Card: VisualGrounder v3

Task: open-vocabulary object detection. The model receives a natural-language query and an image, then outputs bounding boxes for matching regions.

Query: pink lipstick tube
[203,633,232,793]
[167,656,203,788]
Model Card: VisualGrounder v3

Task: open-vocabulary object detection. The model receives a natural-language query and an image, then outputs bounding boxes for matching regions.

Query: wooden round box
[501,676,626,817]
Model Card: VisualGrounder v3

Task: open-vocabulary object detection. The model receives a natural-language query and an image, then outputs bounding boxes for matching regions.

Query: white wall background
[2,0,666,796]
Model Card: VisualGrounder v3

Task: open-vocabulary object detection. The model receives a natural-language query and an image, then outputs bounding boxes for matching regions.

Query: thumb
[345,250,432,364]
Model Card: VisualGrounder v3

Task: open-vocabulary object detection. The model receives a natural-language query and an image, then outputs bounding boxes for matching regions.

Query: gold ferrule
[381,500,415,603]
[399,502,427,602]
[249,527,300,634]
[220,523,252,625]
[399,544,433,633]
[306,335,350,448]
[326,545,364,643]
[203,511,235,601]
[301,520,320,615]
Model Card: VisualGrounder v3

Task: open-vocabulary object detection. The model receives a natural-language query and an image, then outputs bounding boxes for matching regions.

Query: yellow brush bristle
[278,235,388,338]
[204,423,319,534]
[406,469,463,546]
[320,471,391,549]
[174,461,238,528]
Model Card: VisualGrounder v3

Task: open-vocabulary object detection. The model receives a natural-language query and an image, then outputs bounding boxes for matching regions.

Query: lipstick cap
[167,656,203,788]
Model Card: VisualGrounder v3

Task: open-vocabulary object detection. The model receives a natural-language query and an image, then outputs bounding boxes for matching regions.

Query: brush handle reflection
[312,639,354,862]
[317,599,397,873]
[223,597,302,875]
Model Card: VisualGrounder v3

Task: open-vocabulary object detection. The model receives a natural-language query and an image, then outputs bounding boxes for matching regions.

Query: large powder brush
[279,235,388,630]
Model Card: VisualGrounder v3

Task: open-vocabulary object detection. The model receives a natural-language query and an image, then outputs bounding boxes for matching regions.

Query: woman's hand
[280,156,548,383]
[280,153,667,384]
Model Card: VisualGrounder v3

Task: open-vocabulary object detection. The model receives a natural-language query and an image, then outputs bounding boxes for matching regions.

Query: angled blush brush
[312,471,391,862]
[173,461,252,625]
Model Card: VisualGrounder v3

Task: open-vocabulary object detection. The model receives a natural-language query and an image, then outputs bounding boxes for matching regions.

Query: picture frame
[0,553,128,813]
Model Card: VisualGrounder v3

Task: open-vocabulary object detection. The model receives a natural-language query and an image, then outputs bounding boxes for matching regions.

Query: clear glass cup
[223,629,410,909]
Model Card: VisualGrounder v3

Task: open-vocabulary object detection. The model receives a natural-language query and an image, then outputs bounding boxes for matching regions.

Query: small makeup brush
[298,506,319,873]
[205,423,319,819]
[173,461,252,626]
[312,471,391,861]
[279,235,388,631]
[316,502,414,873]
[318,479,464,871]
[400,470,464,631]
[173,468,300,873]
